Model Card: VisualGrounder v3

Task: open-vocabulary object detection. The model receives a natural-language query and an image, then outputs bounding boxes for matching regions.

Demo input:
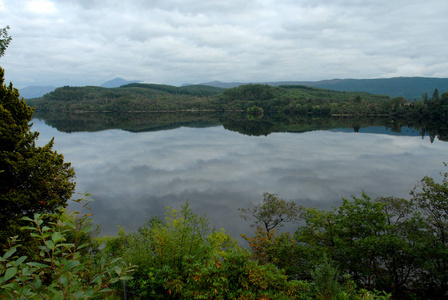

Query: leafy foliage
[0,67,76,248]
[0,196,135,299]
[239,192,302,237]
[238,167,448,299]
[410,164,448,297]
[102,202,314,299]
[0,26,12,58]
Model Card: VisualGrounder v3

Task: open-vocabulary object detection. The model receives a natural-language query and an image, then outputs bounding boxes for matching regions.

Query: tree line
[26,82,448,123]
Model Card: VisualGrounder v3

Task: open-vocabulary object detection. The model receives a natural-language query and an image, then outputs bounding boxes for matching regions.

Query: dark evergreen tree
[432,88,440,102]
[0,67,76,247]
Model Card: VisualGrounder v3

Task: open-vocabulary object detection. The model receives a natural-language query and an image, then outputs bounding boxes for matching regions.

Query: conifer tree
[0,67,75,246]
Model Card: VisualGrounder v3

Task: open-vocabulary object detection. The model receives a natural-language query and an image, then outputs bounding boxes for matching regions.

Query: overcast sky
[1,0,447,88]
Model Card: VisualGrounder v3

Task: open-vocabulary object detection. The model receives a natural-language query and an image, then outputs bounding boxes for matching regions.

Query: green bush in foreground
[100,202,313,299]
[100,202,392,299]
[0,195,135,299]
[1,196,395,299]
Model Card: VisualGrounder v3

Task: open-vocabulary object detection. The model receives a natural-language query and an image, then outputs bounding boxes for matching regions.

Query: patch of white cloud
[26,0,57,14]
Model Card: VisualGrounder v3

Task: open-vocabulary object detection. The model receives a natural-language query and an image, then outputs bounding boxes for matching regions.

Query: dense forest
[26,83,448,123]
[201,77,448,100]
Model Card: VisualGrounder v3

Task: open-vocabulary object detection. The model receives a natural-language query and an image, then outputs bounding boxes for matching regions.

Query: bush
[0,195,135,299]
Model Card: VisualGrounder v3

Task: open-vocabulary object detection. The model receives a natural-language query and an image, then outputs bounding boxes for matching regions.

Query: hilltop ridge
[198,77,448,100]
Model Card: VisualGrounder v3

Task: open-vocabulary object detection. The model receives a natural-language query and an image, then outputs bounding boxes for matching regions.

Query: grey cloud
[1,0,447,87]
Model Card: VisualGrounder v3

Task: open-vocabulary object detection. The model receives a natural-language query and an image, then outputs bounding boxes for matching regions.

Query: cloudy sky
[1,0,447,88]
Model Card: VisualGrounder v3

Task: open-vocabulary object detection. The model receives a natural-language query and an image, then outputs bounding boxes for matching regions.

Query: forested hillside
[26,84,225,111]
[26,83,389,114]
[26,83,448,122]
[201,77,448,100]
[311,77,448,100]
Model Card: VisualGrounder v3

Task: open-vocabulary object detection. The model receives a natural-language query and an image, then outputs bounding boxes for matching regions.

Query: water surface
[32,115,448,239]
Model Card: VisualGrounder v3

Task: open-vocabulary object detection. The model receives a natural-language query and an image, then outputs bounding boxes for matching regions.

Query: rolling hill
[200,77,448,100]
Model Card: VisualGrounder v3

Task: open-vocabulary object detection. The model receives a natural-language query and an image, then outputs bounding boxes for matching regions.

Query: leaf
[91,275,102,284]
[80,225,94,234]
[33,278,42,289]
[76,242,89,250]
[51,231,65,243]
[73,290,84,298]
[3,267,17,282]
[110,278,119,284]
[3,248,16,260]
[27,262,50,268]
[42,226,51,232]
[114,266,122,275]
[59,275,68,287]
[108,257,120,265]
[45,240,55,250]
[61,260,80,273]
[58,243,75,249]
[64,222,76,230]
[20,226,38,231]
[119,275,133,281]
[14,256,27,266]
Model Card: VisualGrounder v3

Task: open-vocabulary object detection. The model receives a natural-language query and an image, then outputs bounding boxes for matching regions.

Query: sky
[1,0,448,89]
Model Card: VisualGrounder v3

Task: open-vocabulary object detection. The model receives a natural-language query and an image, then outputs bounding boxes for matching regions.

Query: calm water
[32,116,448,240]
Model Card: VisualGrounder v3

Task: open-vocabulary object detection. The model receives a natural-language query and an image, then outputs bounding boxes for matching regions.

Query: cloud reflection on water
[33,119,448,239]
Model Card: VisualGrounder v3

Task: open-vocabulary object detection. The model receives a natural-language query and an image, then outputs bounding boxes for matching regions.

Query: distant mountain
[199,81,246,89]
[19,86,57,99]
[100,78,142,88]
[311,77,448,100]
[20,77,448,100]
[201,77,448,100]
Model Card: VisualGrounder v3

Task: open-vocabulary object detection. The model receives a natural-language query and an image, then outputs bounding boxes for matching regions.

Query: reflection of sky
[32,119,448,240]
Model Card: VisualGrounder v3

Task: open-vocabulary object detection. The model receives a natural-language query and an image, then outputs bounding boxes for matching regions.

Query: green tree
[410,165,448,297]
[0,26,12,58]
[441,92,448,104]
[0,66,75,248]
[103,202,313,299]
[431,88,440,102]
[295,194,423,298]
[239,192,302,239]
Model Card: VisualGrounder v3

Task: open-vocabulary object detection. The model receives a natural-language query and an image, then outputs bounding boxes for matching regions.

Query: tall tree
[410,166,448,297]
[239,192,302,239]
[431,88,440,102]
[0,66,76,246]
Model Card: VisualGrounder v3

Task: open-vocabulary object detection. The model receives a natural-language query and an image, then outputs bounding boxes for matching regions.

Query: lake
[32,113,448,240]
